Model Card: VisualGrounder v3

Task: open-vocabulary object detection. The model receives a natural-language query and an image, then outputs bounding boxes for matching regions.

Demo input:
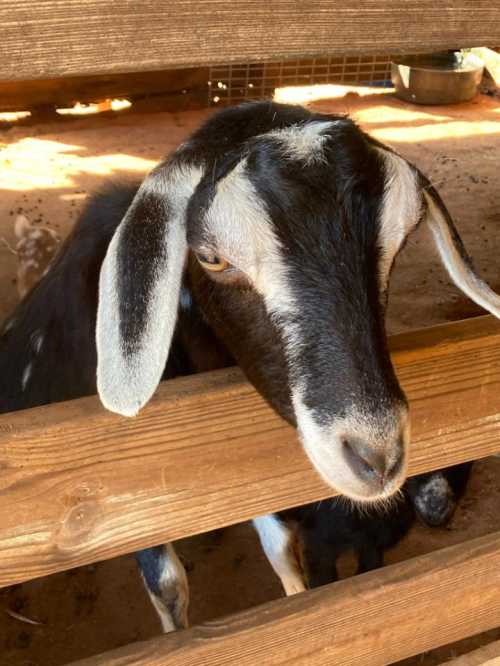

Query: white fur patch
[292,386,409,501]
[424,190,500,318]
[376,148,422,287]
[96,162,203,417]
[205,158,297,316]
[30,330,44,354]
[141,543,188,633]
[253,514,306,596]
[146,590,176,633]
[22,363,32,390]
[266,121,336,164]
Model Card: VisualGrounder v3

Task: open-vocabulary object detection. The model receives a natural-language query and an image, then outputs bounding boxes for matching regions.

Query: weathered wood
[441,639,500,665]
[1,316,500,587]
[0,69,209,112]
[70,530,500,666]
[0,1,499,81]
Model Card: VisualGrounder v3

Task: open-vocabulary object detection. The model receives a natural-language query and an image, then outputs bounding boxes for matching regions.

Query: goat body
[274,462,473,590]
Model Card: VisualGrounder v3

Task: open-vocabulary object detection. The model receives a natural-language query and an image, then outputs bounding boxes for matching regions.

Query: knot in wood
[56,500,101,551]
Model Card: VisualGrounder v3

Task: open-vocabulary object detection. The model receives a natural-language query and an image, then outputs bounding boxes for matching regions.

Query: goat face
[96,103,500,502]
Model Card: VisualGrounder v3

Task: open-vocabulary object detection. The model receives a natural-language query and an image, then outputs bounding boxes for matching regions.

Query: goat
[256,462,472,591]
[1,102,498,632]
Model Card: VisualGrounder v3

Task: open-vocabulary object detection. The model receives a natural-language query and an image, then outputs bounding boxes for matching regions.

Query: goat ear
[96,160,203,416]
[421,182,500,318]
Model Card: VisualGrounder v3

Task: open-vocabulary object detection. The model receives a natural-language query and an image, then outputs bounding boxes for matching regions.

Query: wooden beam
[1,316,500,587]
[70,530,500,666]
[1,1,499,82]
[0,69,209,113]
[441,640,500,665]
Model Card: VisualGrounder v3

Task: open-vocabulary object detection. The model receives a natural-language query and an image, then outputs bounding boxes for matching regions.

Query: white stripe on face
[266,121,337,164]
[376,148,422,288]
[204,158,298,317]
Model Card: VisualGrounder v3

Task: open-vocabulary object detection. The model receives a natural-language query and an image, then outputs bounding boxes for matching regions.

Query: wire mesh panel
[208,54,393,105]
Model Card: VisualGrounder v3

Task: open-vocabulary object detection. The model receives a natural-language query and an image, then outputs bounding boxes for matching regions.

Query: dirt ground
[0,88,499,665]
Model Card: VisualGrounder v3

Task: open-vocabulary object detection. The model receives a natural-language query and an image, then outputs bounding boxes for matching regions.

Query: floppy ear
[421,180,500,318]
[96,159,203,416]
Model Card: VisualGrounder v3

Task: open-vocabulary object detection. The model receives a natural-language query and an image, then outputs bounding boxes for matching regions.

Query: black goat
[1,102,497,630]
[259,462,472,591]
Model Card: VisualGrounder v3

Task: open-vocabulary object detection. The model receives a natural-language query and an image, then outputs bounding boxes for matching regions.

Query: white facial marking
[376,148,422,288]
[22,363,32,390]
[96,162,203,417]
[253,514,306,596]
[424,190,500,318]
[292,387,408,501]
[206,158,297,316]
[266,121,337,164]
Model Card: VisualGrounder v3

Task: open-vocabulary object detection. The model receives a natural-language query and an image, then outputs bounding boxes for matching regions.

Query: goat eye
[195,252,230,272]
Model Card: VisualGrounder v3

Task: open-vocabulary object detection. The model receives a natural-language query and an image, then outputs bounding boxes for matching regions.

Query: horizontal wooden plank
[0,69,209,112]
[70,530,500,666]
[441,639,500,665]
[1,316,500,588]
[0,1,499,81]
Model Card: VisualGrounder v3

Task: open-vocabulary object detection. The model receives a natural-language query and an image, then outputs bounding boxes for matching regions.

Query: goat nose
[341,436,404,487]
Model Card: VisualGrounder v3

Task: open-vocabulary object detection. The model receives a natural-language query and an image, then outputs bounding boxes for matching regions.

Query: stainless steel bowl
[391,52,484,105]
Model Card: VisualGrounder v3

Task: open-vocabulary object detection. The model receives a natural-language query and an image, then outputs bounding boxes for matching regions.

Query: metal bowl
[391,52,484,105]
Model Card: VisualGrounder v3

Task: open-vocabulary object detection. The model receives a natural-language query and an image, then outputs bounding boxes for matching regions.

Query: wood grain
[1,317,500,587]
[70,530,500,666]
[0,1,499,81]
[442,639,500,665]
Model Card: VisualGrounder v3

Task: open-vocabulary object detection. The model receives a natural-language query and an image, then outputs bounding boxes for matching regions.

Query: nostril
[341,437,385,483]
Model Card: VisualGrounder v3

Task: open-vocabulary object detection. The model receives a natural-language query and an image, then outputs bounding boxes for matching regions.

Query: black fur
[0,184,134,412]
[284,462,473,588]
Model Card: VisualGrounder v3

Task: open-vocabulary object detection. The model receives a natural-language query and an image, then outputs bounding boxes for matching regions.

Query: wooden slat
[1,316,500,587]
[0,1,499,82]
[0,69,209,113]
[70,530,500,666]
[441,639,500,665]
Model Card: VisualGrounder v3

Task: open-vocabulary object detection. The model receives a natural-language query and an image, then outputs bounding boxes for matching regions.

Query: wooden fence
[1,1,500,82]
[2,315,500,664]
[2,3,500,663]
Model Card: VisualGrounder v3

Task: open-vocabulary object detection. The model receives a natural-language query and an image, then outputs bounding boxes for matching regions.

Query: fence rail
[70,529,500,665]
[1,2,499,81]
[1,315,500,590]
